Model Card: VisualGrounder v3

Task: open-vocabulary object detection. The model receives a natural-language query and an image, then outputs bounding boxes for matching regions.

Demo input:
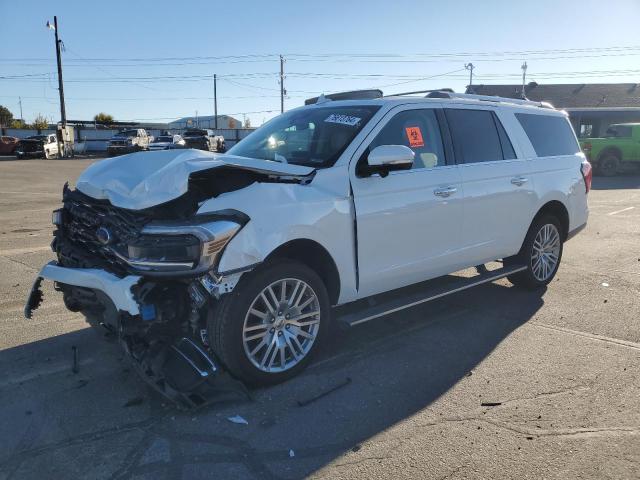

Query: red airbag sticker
[405,126,424,148]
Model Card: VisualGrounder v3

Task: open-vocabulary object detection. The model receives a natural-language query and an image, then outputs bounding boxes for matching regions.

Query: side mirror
[360,145,415,177]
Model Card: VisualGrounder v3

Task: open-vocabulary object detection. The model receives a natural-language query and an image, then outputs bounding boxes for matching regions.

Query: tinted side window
[445,109,504,163]
[368,109,446,169]
[515,113,580,157]
[605,125,632,138]
[495,116,516,159]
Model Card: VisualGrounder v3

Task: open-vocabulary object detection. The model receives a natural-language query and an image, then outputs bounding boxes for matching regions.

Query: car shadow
[591,174,640,190]
[0,280,544,479]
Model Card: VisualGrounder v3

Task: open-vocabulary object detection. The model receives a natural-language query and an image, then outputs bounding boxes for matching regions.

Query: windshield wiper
[274,153,288,164]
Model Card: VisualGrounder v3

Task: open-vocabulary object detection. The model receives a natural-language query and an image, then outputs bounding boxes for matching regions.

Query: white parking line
[0,245,51,256]
[0,358,95,389]
[608,206,635,216]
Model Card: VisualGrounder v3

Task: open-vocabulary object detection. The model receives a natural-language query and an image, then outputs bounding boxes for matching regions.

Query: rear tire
[598,154,620,176]
[208,260,330,386]
[505,214,563,289]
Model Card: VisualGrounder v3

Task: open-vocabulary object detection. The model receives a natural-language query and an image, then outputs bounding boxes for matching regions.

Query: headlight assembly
[111,218,243,275]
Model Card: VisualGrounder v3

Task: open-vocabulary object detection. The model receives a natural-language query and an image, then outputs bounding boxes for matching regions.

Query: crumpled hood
[76,149,315,210]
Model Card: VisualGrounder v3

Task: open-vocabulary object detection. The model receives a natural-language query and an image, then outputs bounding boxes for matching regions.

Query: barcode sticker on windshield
[324,114,362,126]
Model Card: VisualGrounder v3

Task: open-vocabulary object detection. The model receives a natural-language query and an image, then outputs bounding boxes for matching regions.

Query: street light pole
[464,63,475,91]
[521,61,528,99]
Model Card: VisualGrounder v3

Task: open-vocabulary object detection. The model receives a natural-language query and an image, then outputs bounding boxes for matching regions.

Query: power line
[4,45,640,63]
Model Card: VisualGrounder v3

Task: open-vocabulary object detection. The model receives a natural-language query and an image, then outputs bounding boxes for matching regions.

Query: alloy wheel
[242,278,321,373]
[531,223,561,281]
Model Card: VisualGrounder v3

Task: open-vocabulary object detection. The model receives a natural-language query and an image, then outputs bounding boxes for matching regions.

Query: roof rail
[386,88,454,97]
[304,89,383,105]
[428,91,554,109]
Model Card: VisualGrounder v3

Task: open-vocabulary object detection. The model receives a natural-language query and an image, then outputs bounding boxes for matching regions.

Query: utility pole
[47,16,67,157]
[51,17,66,127]
[464,63,475,91]
[521,61,528,99]
[213,74,218,130]
[279,55,285,113]
[18,97,23,122]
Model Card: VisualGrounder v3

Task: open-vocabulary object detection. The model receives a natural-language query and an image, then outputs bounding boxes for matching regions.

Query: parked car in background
[0,136,19,155]
[580,123,640,176]
[27,89,590,398]
[148,134,186,151]
[107,129,150,156]
[15,134,59,159]
[182,129,226,152]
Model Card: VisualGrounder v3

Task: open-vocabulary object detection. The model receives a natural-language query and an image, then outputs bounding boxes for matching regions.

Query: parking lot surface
[0,158,639,479]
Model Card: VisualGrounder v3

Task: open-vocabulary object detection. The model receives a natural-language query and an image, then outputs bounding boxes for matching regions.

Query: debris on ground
[289,449,295,458]
[227,415,249,425]
[123,396,145,407]
[480,402,502,407]
[297,377,352,407]
[601,282,609,287]
[71,346,79,374]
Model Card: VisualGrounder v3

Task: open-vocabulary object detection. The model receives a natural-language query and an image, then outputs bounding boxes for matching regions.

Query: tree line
[0,106,115,129]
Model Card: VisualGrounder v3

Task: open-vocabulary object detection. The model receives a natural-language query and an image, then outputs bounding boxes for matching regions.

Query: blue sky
[2,0,640,126]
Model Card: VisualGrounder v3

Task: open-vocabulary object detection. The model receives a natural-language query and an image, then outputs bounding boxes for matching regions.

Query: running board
[337,264,527,328]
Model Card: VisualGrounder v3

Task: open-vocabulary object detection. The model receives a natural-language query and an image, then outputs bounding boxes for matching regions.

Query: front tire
[505,214,563,289]
[208,260,330,386]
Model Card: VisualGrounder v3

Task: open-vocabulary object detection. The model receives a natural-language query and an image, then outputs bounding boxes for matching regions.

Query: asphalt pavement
[0,158,638,479]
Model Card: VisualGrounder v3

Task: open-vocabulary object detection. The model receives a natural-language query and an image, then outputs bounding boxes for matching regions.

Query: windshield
[184,129,207,137]
[116,130,138,137]
[228,105,380,168]
[156,136,173,142]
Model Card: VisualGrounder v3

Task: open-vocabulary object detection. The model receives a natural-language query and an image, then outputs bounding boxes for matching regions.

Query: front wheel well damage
[264,239,341,305]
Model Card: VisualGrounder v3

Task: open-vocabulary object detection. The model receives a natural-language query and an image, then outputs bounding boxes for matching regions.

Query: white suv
[26,90,590,399]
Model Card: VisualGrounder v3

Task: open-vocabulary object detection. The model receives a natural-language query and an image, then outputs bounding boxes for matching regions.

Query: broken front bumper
[24,261,250,408]
[25,261,141,318]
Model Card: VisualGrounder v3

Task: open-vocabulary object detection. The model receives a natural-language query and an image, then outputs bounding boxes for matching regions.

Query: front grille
[109,140,128,147]
[21,142,42,153]
[56,188,151,276]
[184,138,208,149]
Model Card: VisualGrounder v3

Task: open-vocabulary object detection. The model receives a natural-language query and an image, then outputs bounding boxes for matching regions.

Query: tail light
[580,160,592,194]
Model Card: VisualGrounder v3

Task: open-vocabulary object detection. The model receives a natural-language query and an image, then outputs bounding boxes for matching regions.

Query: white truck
[26,89,590,405]
[15,134,59,159]
[107,128,150,156]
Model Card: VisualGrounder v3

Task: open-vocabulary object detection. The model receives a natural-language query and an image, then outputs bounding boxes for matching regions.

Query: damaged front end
[26,185,251,408]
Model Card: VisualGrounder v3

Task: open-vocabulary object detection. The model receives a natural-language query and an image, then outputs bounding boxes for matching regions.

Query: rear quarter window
[515,113,580,157]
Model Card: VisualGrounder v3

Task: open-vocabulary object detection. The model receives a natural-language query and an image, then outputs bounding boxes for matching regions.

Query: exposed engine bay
[24,183,258,408]
[24,156,317,407]
[24,149,328,406]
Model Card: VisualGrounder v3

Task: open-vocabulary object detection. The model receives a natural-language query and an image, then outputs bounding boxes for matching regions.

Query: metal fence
[2,127,256,152]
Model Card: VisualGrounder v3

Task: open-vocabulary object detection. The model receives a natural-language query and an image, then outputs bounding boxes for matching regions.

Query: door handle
[511,176,528,186]
[434,186,458,197]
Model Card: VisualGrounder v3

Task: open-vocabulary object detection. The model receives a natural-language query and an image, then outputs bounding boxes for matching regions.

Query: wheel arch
[597,146,622,163]
[533,200,570,241]
[264,239,341,305]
